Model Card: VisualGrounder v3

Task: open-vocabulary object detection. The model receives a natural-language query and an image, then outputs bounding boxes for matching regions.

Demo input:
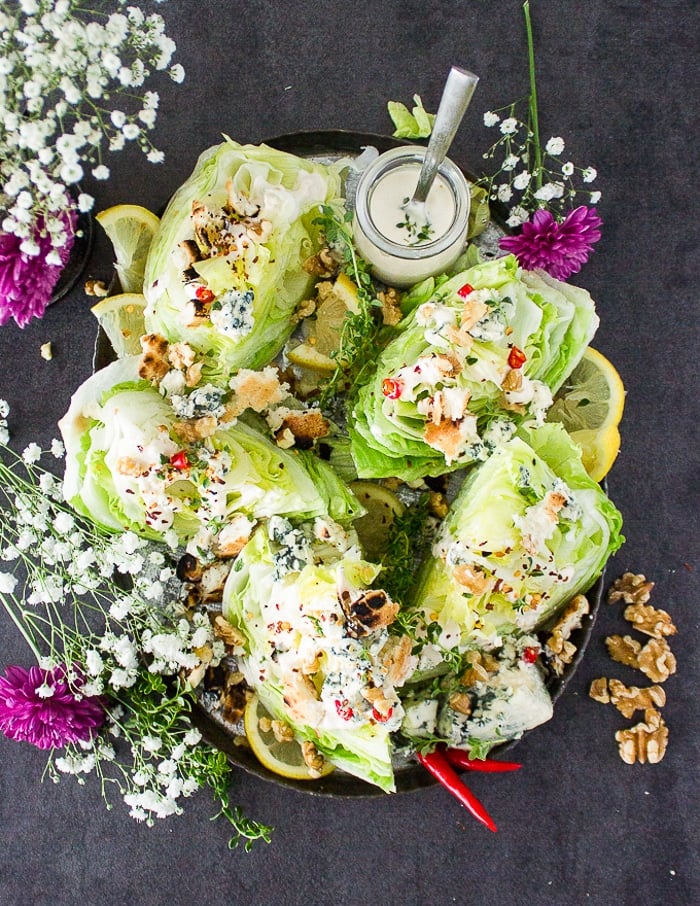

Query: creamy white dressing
[368,164,456,246]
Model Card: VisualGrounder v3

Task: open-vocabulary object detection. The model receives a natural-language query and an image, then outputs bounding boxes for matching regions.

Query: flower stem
[523,1,543,190]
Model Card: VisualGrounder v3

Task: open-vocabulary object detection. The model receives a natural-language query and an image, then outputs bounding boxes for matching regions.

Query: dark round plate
[93,129,606,798]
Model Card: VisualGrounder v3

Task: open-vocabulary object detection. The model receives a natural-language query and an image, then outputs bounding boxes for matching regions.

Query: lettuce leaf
[143,138,343,380]
[412,422,623,648]
[58,357,360,543]
[348,256,599,479]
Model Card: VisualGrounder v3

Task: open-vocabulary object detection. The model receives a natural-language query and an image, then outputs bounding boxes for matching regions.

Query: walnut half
[589,677,666,719]
[607,572,655,606]
[605,634,677,683]
[624,602,677,639]
[614,708,668,764]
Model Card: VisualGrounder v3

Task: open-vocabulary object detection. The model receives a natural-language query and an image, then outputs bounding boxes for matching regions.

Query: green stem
[1,595,42,662]
[523,0,543,190]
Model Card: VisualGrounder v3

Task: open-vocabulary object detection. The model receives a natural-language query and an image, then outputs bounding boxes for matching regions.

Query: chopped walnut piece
[84,278,108,297]
[460,651,499,687]
[545,594,590,675]
[624,603,677,639]
[615,708,668,764]
[302,246,339,277]
[361,685,393,717]
[378,287,403,326]
[452,563,491,594]
[589,677,611,704]
[301,740,327,777]
[605,633,642,667]
[428,490,449,519]
[607,572,655,606]
[173,415,218,442]
[212,615,245,649]
[448,692,472,716]
[271,719,295,743]
[607,678,667,719]
[501,368,523,391]
[380,634,414,686]
[636,637,677,683]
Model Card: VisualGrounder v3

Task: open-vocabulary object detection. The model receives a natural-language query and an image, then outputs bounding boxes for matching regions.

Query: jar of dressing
[352,145,471,287]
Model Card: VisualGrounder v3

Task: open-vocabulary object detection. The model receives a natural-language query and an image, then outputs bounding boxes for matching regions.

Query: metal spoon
[403,66,479,228]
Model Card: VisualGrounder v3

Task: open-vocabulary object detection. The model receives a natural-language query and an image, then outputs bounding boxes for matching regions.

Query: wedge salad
[63,136,623,794]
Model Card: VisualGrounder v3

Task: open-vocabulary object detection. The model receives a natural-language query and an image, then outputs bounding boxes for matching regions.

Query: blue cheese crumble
[209,288,255,339]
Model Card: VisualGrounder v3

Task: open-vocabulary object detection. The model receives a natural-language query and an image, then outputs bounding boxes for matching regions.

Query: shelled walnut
[589,677,666,719]
[624,602,677,639]
[607,572,654,605]
[545,593,590,675]
[614,708,668,764]
[605,634,677,682]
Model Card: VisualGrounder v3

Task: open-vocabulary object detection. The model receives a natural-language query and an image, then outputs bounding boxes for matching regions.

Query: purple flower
[0,207,77,329]
[0,664,105,750]
[499,205,602,281]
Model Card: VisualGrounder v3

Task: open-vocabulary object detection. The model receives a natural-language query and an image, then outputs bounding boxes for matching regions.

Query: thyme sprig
[313,206,385,407]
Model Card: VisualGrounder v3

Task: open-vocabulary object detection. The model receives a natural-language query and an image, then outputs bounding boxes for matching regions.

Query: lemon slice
[547,347,626,481]
[95,204,160,293]
[243,694,334,781]
[286,341,336,372]
[91,292,147,358]
[350,480,405,561]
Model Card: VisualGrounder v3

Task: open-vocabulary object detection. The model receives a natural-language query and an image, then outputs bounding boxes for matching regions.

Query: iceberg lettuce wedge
[412,422,623,649]
[222,521,415,792]
[143,138,343,379]
[58,357,360,545]
[348,256,599,479]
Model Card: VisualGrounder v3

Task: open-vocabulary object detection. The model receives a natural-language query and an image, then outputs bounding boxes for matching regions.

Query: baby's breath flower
[582,167,598,183]
[0,1,185,327]
[545,136,565,155]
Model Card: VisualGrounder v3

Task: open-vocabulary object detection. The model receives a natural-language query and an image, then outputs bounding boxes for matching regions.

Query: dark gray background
[1,1,698,904]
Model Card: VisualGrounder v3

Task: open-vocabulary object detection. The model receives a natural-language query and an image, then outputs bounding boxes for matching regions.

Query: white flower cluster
[480,108,601,225]
[0,429,264,836]
[0,1,183,260]
[0,399,8,445]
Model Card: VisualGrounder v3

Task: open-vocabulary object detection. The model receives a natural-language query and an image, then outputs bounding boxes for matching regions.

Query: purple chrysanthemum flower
[499,205,602,280]
[0,664,105,750]
[0,207,77,329]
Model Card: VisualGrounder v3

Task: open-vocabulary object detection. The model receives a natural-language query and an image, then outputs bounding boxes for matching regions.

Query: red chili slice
[457,283,475,298]
[170,451,189,470]
[195,286,215,304]
[508,345,527,369]
[381,378,403,399]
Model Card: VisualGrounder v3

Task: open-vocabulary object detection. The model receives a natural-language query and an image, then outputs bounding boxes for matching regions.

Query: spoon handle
[412,67,479,204]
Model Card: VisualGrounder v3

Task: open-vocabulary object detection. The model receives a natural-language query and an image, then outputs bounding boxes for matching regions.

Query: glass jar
[352,145,470,287]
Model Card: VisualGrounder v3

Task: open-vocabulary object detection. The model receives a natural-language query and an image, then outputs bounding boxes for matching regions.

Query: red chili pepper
[508,345,527,369]
[381,377,403,399]
[170,450,189,470]
[522,645,540,664]
[457,282,475,298]
[372,706,393,723]
[417,750,497,832]
[334,699,354,720]
[195,285,215,304]
[444,747,522,773]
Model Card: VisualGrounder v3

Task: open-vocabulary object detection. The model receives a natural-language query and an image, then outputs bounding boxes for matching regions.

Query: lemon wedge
[243,694,334,781]
[350,480,405,561]
[91,292,147,358]
[302,273,361,356]
[547,346,626,481]
[95,204,160,294]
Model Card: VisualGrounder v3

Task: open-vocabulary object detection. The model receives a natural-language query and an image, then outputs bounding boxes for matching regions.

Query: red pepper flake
[457,283,475,298]
[372,706,393,723]
[170,450,189,470]
[381,377,403,399]
[195,286,215,304]
[522,645,540,664]
[335,699,354,720]
[508,346,527,369]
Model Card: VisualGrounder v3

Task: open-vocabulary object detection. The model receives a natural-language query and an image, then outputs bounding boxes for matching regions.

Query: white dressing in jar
[352,146,470,287]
